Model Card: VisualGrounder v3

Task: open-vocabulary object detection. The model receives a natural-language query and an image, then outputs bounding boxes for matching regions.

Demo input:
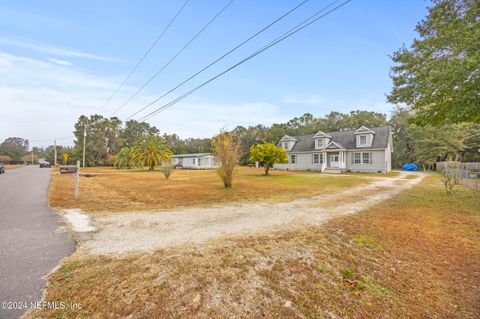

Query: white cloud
[282,95,323,106]
[143,99,285,138]
[0,52,289,147]
[0,36,120,62]
[47,58,71,66]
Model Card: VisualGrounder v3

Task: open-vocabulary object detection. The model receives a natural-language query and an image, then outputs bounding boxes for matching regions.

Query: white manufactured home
[274,126,393,173]
[172,153,218,170]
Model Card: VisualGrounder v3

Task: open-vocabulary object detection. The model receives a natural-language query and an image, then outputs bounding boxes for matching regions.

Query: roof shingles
[278,126,391,152]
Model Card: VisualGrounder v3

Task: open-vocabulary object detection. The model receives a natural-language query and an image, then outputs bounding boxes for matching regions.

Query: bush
[160,162,174,180]
[249,143,288,175]
[440,160,460,194]
[213,131,241,188]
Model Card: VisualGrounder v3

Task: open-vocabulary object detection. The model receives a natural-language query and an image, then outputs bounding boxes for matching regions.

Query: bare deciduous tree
[440,159,460,194]
[212,131,241,188]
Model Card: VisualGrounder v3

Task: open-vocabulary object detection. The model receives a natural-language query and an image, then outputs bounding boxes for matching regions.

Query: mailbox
[59,165,78,174]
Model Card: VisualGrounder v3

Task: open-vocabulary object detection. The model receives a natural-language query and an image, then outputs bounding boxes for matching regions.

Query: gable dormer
[354,126,375,148]
[279,135,297,151]
[325,141,344,150]
[313,130,332,150]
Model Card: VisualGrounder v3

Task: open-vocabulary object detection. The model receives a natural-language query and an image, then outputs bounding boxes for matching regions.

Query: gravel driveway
[65,172,424,256]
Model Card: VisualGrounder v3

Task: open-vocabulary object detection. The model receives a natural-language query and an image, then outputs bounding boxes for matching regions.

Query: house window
[359,135,367,145]
[198,158,201,166]
[282,142,289,149]
[290,154,296,164]
[193,158,196,165]
[353,152,361,164]
[313,154,324,164]
[352,152,372,164]
[362,152,371,164]
[316,139,324,148]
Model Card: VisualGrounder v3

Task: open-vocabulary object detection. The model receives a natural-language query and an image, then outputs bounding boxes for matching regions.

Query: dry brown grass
[49,166,369,213]
[4,164,26,170]
[309,185,395,208]
[30,176,480,318]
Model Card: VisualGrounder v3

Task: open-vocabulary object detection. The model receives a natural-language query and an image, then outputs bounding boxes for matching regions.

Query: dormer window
[355,126,375,147]
[359,135,367,145]
[313,131,332,150]
[279,135,297,151]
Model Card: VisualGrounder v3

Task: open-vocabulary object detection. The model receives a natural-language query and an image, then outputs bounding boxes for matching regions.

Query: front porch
[273,150,348,173]
[323,150,347,173]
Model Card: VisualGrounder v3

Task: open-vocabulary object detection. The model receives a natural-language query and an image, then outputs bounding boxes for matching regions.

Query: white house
[172,153,218,170]
[274,126,393,173]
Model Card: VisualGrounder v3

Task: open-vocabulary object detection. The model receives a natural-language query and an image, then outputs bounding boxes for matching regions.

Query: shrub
[212,131,241,188]
[160,162,174,180]
[249,143,288,175]
[440,159,459,194]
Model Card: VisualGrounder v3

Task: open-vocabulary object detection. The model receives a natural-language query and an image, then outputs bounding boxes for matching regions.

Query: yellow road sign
[63,153,69,161]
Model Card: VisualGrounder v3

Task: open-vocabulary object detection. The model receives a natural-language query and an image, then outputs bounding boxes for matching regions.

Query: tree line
[2,108,478,169]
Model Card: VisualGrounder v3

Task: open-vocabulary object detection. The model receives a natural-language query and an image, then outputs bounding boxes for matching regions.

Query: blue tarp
[402,163,418,171]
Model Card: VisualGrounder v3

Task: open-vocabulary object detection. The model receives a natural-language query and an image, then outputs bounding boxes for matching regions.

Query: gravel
[69,172,425,255]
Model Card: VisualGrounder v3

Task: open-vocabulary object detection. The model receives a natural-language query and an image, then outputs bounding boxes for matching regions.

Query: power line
[139,0,351,122]
[28,136,74,143]
[140,0,347,121]
[124,0,312,121]
[97,0,190,112]
[110,0,235,117]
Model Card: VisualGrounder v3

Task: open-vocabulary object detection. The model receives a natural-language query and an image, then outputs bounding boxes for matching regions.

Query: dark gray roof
[278,126,391,152]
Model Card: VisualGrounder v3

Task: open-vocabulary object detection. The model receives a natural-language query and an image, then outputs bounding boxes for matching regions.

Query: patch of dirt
[74,172,425,255]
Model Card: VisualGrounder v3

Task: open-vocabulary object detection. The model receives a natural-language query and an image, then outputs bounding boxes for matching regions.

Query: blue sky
[0,0,428,147]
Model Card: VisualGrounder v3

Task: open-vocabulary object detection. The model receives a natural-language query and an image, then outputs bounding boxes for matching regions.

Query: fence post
[74,160,80,199]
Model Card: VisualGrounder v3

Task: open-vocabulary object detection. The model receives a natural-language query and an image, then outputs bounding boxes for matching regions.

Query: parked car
[0,163,5,174]
[39,160,51,168]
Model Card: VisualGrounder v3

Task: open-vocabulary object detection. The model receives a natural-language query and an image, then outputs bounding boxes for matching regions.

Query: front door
[330,155,339,168]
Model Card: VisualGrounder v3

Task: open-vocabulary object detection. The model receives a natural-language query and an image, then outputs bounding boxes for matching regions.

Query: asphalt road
[0,166,75,319]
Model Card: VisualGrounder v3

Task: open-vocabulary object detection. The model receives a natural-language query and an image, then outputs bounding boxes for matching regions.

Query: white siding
[174,155,217,169]
[346,150,387,172]
[385,140,392,172]
[274,149,391,173]
[274,153,323,171]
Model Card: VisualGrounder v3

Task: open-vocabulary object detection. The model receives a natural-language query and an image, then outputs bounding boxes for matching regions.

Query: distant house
[172,153,217,170]
[274,126,393,173]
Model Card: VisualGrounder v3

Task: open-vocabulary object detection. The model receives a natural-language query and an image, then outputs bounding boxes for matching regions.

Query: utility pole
[54,140,57,166]
[74,160,80,199]
[82,125,87,167]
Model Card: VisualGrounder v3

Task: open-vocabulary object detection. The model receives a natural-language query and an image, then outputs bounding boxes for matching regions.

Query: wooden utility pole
[74,160,80,199]
[82,125,87,167]
[54,140,57,166]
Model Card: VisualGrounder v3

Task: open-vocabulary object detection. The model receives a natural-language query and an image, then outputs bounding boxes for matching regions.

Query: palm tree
[114,147,134,169]
[130,136,173,171]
